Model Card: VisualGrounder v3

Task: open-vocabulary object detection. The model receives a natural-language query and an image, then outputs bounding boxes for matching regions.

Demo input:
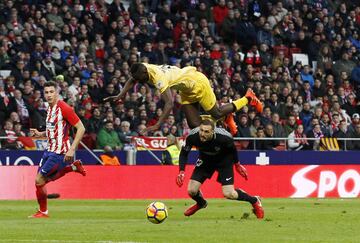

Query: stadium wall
[0,165,359,200]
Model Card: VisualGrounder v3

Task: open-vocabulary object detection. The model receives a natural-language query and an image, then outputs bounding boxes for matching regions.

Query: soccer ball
[146,201,168,224]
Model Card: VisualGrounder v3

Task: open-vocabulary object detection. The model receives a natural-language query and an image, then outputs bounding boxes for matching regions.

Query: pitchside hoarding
[0,165,359,199]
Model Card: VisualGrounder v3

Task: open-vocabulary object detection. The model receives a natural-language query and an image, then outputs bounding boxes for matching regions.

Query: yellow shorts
[179,72,216,111]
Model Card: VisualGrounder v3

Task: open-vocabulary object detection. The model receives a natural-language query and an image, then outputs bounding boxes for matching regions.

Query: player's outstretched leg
[49,160,86,181]
[184,190,208,216]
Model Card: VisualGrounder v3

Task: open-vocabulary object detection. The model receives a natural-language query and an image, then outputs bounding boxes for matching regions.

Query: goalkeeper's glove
[176,170,185,187]
[234,162,248,180]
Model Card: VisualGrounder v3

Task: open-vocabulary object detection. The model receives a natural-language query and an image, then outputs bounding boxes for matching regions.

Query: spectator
[161,134,180,165]
[99,145,121,166]
[300,102,313,131]
[288,124,310,151]
[320,113,333,137]
[300,66,315,88]
[257,124,280,150]
[271,113,286,138]
[349,113,360,133]
[7,89,32,129]
[306,124,324,150]
[349,123,360,150]
[257,22,274,47]
[118,121,137,144]
[0,120,22,149]
[237,114,251,138]
[88,108,103,133]
[333,120,352,150]
[317,44,333,73]
[332,51,357,80]
[307,34,322,64]
[212,0,228,30]
[284,115,298,136]
[13,122,25,137]
[96,120,122,150]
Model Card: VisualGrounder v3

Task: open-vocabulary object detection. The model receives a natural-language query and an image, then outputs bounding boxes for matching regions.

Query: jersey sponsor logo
[195,159,203,167]
[46,122,55,129]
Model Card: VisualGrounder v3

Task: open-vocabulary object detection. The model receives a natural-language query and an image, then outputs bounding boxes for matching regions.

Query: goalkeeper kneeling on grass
[176,119,264,219]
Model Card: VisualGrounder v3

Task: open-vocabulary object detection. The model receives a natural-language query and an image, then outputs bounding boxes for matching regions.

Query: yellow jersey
[143,63,200,93]
[142,63,216,111]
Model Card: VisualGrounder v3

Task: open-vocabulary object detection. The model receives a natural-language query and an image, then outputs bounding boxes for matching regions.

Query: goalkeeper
[176,119,264,219]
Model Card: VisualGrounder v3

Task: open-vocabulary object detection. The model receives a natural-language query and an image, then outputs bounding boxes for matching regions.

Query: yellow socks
[232,97,248,111]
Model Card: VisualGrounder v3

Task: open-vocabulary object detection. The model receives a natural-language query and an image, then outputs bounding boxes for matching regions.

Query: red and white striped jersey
[46,100,80,154]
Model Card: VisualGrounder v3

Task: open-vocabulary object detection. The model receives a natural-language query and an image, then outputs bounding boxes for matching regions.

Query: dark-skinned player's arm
[176,136,193,187]
[103,77,134,102]
[226,136,248,180]
[143,87,173,133]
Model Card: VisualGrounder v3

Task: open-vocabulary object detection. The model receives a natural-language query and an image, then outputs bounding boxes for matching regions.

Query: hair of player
[44,81,58,89]
[130,63,145,75]
[200,118,215,130]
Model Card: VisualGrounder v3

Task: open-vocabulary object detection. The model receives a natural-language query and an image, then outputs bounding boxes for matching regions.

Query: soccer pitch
[0,199,358,243]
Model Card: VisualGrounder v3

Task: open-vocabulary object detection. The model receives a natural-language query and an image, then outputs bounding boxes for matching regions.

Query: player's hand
[176,170,185,187]
[64,148,75,162]
[29,128,41,137]
[235,162,248,180]
[142,123,160,134]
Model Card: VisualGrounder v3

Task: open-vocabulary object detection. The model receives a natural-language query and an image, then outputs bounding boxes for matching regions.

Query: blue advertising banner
[0,150,126,166]
[0,150,360,166]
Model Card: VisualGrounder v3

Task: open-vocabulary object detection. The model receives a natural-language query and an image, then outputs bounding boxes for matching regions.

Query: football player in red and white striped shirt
[29,81,86,218]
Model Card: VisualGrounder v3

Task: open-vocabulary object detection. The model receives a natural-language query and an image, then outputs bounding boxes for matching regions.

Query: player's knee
[223,190,237,200]
[187,188,199,197]
[187,119,201,129]
[35,179,45,186]
[35,174,46,186]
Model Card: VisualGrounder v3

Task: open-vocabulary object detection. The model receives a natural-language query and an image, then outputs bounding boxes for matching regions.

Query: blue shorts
[38,151,67,178]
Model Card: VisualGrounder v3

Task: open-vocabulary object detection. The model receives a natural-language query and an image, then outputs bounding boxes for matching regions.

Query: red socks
[36,185,47,212]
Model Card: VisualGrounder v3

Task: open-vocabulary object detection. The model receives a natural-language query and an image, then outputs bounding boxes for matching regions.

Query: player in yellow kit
[104,63,263,134]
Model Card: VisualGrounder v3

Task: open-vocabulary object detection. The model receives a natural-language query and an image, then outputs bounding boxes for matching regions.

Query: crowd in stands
[0,0,359,150]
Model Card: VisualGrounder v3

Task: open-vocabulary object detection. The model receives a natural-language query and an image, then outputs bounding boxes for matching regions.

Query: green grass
[0,199,359,243]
